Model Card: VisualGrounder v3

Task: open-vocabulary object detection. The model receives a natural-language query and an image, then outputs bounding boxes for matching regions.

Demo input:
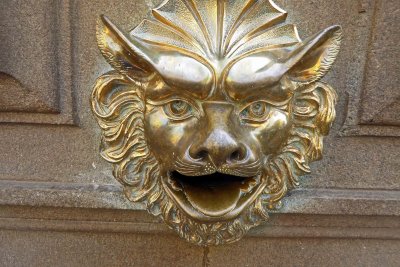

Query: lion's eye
[163,100,194,121]
[240,102,271,123]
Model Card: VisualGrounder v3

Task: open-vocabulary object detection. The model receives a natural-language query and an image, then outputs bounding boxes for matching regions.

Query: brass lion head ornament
[91,0,342,246]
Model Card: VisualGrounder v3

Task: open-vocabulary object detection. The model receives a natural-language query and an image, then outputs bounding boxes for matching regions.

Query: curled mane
[91,72,159,201]
[265,82,337,206]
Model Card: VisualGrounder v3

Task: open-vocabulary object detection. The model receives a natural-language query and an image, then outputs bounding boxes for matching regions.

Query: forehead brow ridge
[223,53,292,101]
[147,54,215,99]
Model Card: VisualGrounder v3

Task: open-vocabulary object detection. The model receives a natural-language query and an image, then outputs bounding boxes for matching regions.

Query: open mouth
[166,171,259,217]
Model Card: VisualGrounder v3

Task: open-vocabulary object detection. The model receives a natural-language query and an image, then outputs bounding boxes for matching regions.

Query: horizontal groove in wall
[0,216,399,240]
[0,180,399,216]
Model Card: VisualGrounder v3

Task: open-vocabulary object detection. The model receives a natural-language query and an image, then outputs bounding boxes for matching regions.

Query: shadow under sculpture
[91,0,342,246]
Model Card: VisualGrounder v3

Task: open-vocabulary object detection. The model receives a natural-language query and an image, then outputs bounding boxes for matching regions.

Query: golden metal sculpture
[91,0,342,246]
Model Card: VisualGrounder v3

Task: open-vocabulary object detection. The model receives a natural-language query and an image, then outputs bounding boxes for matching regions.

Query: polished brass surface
[91,0,342,246]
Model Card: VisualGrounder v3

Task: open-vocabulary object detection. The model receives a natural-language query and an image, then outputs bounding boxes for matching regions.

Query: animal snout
[189,129,247,167]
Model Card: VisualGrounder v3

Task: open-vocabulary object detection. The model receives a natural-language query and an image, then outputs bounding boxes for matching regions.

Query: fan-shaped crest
[130,0,301,61]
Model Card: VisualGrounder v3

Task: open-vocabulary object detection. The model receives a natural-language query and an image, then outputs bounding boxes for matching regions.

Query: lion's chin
[162,171,265,222]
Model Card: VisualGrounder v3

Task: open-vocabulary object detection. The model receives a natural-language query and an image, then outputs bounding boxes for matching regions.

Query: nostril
[229,149,244,162]
[195,150,208,160]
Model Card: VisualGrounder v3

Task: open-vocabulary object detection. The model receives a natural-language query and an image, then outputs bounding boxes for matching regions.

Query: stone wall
[0,0,399,266]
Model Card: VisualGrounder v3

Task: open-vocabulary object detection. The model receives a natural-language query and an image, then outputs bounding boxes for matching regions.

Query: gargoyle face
[144,70,292,221]
[92,0,341,246]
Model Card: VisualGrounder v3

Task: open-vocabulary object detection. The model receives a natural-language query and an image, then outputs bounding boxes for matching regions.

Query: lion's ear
[284,25,342,83]
[96,15,156,78]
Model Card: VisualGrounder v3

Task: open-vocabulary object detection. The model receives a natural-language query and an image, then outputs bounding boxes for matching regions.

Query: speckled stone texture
[0,0,399,266]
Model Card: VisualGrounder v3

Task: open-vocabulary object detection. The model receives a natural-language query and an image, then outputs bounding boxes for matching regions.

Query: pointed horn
[96,15,157,77]
[283,25,342,83]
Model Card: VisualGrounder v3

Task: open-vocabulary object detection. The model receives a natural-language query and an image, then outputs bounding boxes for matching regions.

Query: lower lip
[161,173,266,222]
